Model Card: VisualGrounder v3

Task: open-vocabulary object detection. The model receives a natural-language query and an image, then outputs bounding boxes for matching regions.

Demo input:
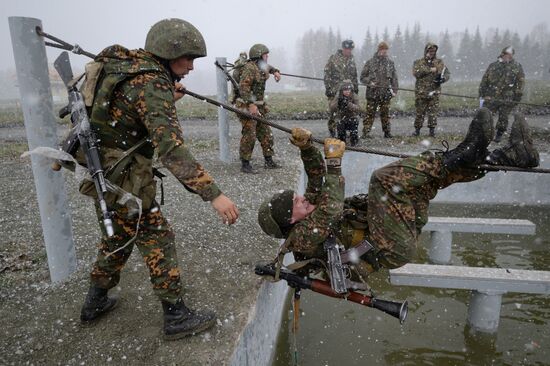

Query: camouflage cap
[249,44,270,59]
[378,41,389,50]
[342,39,355,49]
[425,42,438,53]
[340,79,354,90]
[501,46,515,55]
[257,190,294,238]
[145,18,207,60]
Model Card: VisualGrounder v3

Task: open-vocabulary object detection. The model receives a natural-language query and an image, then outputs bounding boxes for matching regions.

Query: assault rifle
[54,51,114,237]
[255,263,408,324]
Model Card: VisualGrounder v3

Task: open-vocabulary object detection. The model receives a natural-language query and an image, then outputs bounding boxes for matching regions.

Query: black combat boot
[384,131,393,138]
[429,128,436,137]
[162,299,216,340]
[80,286,118,323]
[241,159,257,174]
[486,113,540,168]
[441,108,494,172]
[412,128,421,137]
[493,130,504,143]
[264,156,281,169]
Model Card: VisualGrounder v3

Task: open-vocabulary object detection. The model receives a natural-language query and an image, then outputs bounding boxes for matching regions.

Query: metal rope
[277,72,549,109]
[36,29,549,174]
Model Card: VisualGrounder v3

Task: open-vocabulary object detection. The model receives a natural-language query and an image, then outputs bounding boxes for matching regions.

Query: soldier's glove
[290,127,313,149]
[324,138,346,170]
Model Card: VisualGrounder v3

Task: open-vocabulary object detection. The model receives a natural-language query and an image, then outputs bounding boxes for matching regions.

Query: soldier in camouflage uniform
[360,41,399,138]
[324,40,359,137]
[479,46,525,142]
[329,80,361,146]
[236,44,282,173]
[78,19,239,340]
[258,108,538,278]
[412,43,450,137]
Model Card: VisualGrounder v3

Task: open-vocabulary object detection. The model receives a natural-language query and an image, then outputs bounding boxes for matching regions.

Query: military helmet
[145,18,207,60]
[342,39,355,49]
[249,44,270,59]
[257,190,294,238]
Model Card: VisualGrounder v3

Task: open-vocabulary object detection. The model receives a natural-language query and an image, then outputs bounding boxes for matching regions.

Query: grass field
[1,80,548,125]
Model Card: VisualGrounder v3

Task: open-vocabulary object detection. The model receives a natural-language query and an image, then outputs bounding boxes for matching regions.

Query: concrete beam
[423,217,536,235]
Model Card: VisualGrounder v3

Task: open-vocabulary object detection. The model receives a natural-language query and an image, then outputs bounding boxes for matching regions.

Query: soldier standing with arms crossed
[360,41,399,138]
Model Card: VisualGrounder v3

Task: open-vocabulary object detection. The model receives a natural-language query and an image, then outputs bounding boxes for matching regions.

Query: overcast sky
[3,0,549,91]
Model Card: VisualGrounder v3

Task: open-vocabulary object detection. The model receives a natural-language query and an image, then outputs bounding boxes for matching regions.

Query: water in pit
[272,203,550,366]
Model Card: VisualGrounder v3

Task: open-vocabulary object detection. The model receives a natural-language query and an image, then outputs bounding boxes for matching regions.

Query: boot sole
[162,317,216,341]
[514,117,539,167]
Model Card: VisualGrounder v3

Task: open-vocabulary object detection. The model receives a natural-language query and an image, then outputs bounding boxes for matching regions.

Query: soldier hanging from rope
[257,108,539,289]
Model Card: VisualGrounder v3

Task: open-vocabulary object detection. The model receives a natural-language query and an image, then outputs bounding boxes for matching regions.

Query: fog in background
[2,0,550,98]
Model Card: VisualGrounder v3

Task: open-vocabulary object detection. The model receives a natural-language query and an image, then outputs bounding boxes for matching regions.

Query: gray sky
[3,0,549,92]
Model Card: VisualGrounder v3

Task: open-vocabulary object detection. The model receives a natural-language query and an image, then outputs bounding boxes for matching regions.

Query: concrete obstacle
[390,263,550,333]
[423,217,536,264]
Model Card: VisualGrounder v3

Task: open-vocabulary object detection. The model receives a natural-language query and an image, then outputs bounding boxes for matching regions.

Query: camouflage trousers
[327,96,337,135]
[337,116,359,145]
[414,96,440,129]
[239,116,274,161]
[90,202,182,304]
[485,100,517,133]
[366,151,484,269]
[363,98,391,135]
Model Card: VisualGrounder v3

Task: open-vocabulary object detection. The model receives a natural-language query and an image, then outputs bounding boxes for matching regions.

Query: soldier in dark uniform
[324,40,359,137]
[360,41,399,138]
[412,43,450,137]
[78,18,239,340]
[479,46,525,142]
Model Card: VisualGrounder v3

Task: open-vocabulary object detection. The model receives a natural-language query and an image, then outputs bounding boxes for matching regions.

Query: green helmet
[257,190,294,239]
[249,43,269,59]
[145,18,207,60]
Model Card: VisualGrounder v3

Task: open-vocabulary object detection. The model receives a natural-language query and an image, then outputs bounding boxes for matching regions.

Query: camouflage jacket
[90,45,221,205]
[360,54,399,100]
[324,50,359,98]
[413,44,450,98]
[329,89,361,120]
[479,59,525,101]
[236,60,279,109]
[283,145,345,257]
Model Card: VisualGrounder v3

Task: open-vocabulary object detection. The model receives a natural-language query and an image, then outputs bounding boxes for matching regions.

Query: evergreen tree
[457,28,472,80]
[471,26,484,78]
[360,28,374,64]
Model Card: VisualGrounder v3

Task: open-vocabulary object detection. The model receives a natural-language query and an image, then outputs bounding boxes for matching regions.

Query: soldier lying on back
[257,109,538,282]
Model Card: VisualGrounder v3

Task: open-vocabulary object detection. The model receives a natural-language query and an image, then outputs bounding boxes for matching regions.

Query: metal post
[216,57,230,162]
[467,290,504,333]
[8,17,76,283]
[428,231,453,264]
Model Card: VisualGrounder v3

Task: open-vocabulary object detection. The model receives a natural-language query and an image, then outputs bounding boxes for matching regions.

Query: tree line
[295,23,550,88]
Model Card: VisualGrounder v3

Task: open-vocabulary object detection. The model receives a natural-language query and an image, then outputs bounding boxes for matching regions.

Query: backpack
[230,52,247,103]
